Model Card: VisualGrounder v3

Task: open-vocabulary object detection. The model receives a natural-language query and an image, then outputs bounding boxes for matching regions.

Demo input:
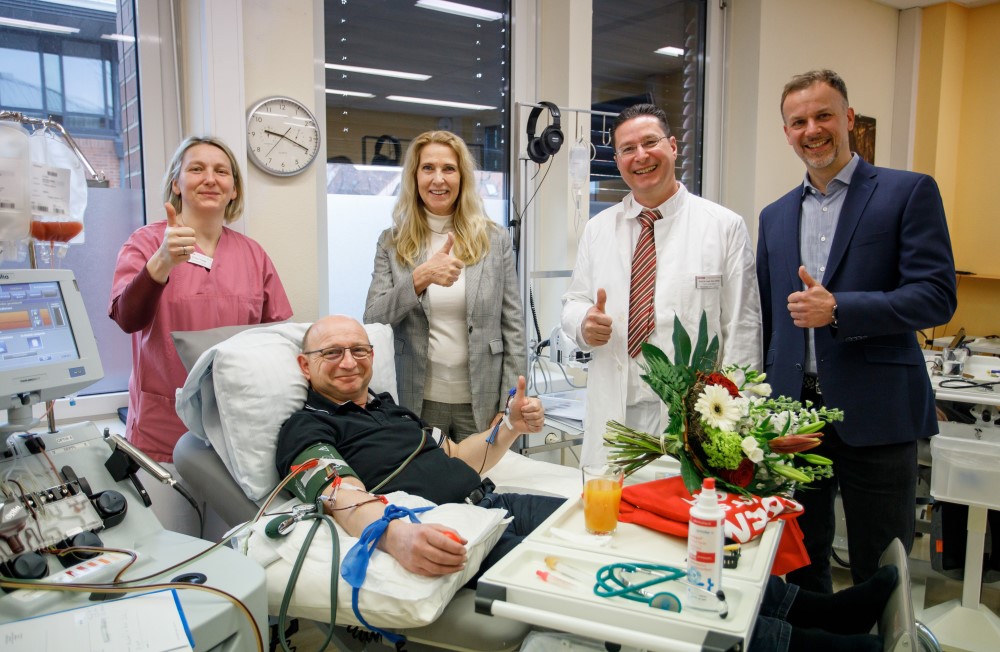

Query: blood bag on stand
[0,120,32,261]
[29,128,87,265]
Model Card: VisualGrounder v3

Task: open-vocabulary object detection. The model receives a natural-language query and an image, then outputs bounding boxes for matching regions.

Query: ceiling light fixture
[325,88,376,98]
[654,46,684,57]
[415,0,503,21]
[325,63,431,81]
[386,95,495,111]
[0,17,79,34]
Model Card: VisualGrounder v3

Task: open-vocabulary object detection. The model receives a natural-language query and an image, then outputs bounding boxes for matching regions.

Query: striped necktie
[627,209,662,358]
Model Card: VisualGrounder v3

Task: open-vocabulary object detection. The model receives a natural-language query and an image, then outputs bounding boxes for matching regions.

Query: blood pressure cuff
[288,442,358,503]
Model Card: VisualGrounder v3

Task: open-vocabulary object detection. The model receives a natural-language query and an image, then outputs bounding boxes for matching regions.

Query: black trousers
[787,384,917,592]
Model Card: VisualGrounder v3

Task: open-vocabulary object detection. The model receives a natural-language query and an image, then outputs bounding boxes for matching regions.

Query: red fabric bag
[618,476,810,576]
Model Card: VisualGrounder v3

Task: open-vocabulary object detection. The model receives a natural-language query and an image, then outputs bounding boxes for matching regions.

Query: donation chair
[171,322,580,652]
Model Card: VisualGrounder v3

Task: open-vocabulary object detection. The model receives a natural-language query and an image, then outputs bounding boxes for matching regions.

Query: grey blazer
[363,224,527,432]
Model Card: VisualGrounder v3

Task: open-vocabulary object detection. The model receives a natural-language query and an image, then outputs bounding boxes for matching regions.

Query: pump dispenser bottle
[686,477,724,608]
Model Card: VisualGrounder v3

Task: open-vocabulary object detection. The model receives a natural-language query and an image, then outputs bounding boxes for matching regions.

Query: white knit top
[423,212,471,403]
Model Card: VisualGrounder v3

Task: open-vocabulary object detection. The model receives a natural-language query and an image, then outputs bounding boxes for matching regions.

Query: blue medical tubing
[487,387,518,445]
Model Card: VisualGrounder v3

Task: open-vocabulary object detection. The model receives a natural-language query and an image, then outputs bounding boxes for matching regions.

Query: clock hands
[264,128,310,153]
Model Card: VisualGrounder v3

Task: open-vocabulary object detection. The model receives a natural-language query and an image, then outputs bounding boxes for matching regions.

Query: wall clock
[246,96,321,176]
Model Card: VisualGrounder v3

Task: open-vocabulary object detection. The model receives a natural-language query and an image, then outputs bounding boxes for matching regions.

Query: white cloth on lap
[244,492,510,628]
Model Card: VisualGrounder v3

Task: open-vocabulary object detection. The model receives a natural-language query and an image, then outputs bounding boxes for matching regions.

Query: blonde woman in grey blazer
[364,131,527,441]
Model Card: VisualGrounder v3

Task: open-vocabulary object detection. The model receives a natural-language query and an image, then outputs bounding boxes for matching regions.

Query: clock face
[246,97,321,176]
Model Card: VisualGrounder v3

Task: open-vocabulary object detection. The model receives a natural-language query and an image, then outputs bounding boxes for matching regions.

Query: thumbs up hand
[582,287,613,347]
[508,375,544,433]
[155,202,197,272]
[414,232,465,294]
[786,266,837,328]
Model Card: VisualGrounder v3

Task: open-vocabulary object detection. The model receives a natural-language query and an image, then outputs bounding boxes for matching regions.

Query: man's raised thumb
[595,288,607,313]
[798,266,818,289]
[513,375,527,403]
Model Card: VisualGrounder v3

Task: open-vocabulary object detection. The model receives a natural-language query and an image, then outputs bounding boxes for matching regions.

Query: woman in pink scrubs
[109,136,292,535]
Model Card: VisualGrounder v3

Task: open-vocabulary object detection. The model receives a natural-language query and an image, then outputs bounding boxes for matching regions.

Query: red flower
[704,372,740,398]
[717,458,755,487]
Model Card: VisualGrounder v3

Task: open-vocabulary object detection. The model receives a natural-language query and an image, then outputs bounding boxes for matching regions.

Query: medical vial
[686,477,724,608]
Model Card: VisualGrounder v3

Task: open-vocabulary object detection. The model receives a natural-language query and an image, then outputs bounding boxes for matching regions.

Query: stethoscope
[594,563,729,619]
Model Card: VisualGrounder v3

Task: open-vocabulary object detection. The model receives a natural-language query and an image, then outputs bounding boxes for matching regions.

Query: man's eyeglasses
[615,135,669,159]
[303,344,374,363]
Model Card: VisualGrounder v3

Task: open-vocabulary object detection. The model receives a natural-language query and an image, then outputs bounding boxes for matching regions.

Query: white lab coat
[561,185,762,467]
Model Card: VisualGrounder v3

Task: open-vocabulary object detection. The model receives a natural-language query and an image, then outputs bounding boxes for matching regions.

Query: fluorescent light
[325,63,431,81]
[415,0,503,21]
[655,46,684,57]
[0,17,79,34]
[101,34,136,43]
[325,88,376,98]
[386,95,495,111]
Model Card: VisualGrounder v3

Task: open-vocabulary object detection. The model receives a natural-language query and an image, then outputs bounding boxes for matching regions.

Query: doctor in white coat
[562,104,762,467]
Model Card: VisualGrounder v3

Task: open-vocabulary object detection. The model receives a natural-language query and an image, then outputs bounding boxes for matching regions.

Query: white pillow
[176,322,397,501]
[244,492,510,628]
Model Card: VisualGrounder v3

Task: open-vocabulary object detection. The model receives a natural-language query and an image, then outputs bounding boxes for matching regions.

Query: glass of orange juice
[582,464,624,536]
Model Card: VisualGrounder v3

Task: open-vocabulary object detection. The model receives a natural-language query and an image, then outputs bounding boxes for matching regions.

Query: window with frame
[322,0,511,319]
[589,0,706,213]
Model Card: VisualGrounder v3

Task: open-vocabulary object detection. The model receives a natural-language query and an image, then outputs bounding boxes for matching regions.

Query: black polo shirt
[275,389,482,505]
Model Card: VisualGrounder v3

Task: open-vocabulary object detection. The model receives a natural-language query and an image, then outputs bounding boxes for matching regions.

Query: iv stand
[0,112,106,433]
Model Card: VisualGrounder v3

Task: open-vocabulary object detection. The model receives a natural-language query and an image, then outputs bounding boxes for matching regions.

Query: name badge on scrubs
[695,274,722,290]
[187,252,213,269]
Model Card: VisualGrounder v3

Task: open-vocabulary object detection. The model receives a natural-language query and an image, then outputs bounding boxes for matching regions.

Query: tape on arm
[288,442,358,503]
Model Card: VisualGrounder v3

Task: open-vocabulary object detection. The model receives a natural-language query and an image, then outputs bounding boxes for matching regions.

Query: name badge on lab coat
[187,252,213,269]
[695,274,722,290]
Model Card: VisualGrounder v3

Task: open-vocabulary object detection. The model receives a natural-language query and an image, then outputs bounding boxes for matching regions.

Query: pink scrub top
[109,222,292,462]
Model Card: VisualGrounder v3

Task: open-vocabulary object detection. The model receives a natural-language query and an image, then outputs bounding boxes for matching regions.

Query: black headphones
[526,101,563,164]
[371,134,401,165]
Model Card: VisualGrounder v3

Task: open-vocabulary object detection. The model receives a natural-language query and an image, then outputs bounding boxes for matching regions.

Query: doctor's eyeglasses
[304,344,374,363]
[615,135,669,159]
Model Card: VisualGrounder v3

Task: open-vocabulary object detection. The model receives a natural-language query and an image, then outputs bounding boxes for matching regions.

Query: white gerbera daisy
[695,384,742,431]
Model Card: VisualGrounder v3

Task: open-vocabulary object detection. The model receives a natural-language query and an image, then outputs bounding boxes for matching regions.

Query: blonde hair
[162,136,245,223]
[391,131,494,267]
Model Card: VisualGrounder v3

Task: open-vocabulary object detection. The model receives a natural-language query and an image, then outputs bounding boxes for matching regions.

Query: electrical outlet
[544,433,560,444]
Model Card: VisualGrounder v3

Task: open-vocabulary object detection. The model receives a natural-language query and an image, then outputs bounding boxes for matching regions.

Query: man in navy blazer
[757,70,957,592]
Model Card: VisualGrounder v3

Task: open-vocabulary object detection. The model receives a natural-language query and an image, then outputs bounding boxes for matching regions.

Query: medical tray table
[475,494,782,652]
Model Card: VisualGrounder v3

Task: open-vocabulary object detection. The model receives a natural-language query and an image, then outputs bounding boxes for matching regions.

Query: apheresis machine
[0,268,266,652]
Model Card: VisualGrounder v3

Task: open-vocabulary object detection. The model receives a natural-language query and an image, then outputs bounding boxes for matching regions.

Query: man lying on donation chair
[275,315,901,652]
[275,315,565,580]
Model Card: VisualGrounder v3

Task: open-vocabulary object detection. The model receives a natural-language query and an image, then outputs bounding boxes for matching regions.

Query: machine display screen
[0,280,81,373]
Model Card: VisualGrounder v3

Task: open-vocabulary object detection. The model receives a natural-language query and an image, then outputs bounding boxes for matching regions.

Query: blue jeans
[751,576,799,651]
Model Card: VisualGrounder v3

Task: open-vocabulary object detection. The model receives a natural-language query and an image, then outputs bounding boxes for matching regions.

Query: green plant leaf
[691,311,709,370]
[679,455,703,494]
[672,314,692,366]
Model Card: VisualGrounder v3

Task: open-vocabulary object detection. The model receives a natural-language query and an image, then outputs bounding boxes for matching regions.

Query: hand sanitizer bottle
[686,477,724,608]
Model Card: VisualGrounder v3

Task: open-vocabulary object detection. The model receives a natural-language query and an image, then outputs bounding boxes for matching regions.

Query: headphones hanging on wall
[526,101,564,164]
[371,134,401,165]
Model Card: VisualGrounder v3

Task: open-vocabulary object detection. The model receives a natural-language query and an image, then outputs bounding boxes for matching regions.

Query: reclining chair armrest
[174,432,260,528]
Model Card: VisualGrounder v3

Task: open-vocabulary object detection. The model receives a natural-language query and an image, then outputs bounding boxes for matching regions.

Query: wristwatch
[831,304,839,328]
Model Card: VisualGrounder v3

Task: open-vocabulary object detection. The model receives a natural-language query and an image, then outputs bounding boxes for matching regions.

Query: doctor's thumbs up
[582,288,613,347]
[508,375,543,433]
[787,266,836,329]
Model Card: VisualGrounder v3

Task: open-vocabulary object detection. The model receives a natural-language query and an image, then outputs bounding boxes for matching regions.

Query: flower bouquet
[604,313,843,497]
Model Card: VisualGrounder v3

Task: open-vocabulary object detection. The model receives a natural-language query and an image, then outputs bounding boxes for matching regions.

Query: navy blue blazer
[756,158,957,446]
